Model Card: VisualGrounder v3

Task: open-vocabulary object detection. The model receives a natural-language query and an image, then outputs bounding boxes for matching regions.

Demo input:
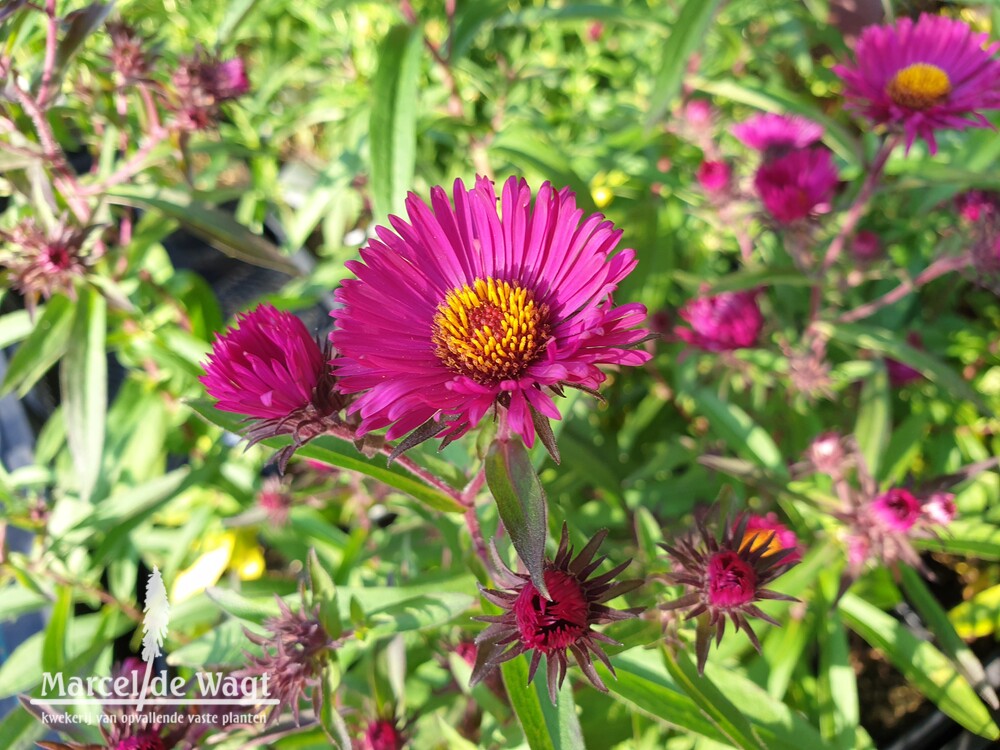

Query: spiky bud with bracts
[234,595,333,726]
[659,513,799,674]
[470,524,642,704]
[169,51,249,131]
[106,21,157,86]
[0,218,100,316]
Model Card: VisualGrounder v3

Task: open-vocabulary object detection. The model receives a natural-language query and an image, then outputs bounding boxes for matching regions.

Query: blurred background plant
[1,0,1000,748]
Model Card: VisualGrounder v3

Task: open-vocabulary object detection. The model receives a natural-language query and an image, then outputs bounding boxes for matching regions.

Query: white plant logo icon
[137,566,169,711]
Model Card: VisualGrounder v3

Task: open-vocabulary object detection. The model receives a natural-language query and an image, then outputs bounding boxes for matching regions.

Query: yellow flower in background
[170,529,265,603]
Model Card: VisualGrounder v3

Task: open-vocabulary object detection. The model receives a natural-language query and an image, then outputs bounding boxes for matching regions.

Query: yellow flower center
[886,63,951,110]
[432,277,550,385]
[740,530,783,558]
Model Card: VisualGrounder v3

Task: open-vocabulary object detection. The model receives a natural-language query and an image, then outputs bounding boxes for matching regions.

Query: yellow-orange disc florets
[432,277,550,385]
[887,63,951,110]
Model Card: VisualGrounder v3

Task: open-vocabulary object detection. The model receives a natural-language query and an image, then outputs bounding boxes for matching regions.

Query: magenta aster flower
[870,488,923,533]
[833,14,1000,153]
[214,58,250,100]
[956,190,999,223]
[731,113,824,155]
[201,304,345,469]
[470,525,641,703]
[739,513,801,564]
[697,160,731,195]
[754,147,839,224]
[330,177,651,452]
[661,514,799,673]
[675,290,763,352]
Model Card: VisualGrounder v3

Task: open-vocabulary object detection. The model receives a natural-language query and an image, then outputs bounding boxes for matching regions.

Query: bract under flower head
[660,513,799,674]
[330,176,651,452]
[200,304,345,470]
[731,113,824,155]
[754,147,839,224]
[833,14,1000,153]
[675,290,763,352]
[471,524,641,703]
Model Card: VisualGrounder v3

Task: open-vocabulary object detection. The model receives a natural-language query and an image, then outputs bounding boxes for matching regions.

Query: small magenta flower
[833,14,1000,153]
[330,177,651,453]
[885,332,924,386]
[922,492,957,526]
[661,514,798,673]
[731,113,824,156]
[870,488,922,532]
[471,525,641,703]
[170,52,250,130]
[805,431,848,477]
[956,190,999,223]
[201,304,346,470]
[697,160,731,195]
[684,99,714,128]
[236,596,332,725]
[362,719,407,750]
[740,513,801,564]
[851,230,882,262]
[675,290,763,352]
[754,148,839,224]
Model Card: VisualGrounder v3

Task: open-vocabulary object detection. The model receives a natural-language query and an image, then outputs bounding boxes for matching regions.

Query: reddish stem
[37,0,58,109]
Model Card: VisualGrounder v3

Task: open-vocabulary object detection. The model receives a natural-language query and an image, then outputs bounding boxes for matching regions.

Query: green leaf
[705,268,812,294]
[187,398,464,513]
[217,0,260,45]
[308,548,343,639]
[0,308,36,349]
[662,647,767,750]
[647,0,724,125]
[48,2,114,96]
[817,596,858,749]
[0,586,50,622]
[0,294,75,397]
[75,466,190,530]
[915,520,1000,560]
[60,286,106,502]
[370,23,422,221]
[0,704,47,750]
[840,593,999,740]
[689,387,787,479]
[485,437,550,598]
[501,655,557,750]
[900,567,999,710]
[41,586,72,674]
[105,184,301,276]
[815,321,986,411]
[854,360,890,482]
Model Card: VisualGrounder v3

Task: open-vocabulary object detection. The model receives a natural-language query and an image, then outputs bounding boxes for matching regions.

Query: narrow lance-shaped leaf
[485,437,550,599]
[370,24,422,221]
[60,286,106,502]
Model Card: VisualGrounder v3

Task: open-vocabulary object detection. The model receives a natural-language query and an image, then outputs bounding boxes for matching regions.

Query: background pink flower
[731,112,824,153]
[675,290,763,352]
[754,147,839,224]
[833,14,1000,153]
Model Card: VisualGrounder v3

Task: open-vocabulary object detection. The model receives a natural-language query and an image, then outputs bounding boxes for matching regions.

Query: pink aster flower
[739,513,802,564]
[870,488,923,533]
[697,160,731,195]
[956,190,999,223]
[201,304,345,469]
[833,14,1000,154]
[675,290,763,352]
[922,492,957,526]
[754,147,839,224]
[214,58,250,100]
[471,525,641,703]
[661,513,799,673]
[330,176,651,452]
[731,113,824,155]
